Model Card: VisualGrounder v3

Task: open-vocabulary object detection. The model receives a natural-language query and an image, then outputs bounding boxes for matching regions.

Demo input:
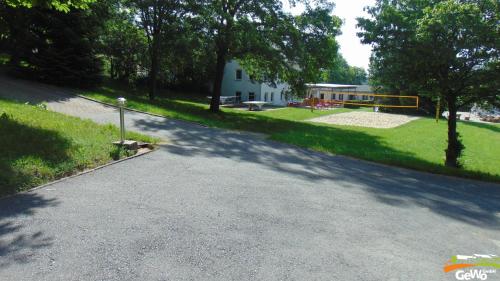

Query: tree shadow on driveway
[0,192,58,268]
[132,117,500,230]
[0,74,76,105]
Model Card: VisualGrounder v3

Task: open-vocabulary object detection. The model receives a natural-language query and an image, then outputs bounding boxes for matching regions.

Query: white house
[306,83,375,102]
[220,60,289,106]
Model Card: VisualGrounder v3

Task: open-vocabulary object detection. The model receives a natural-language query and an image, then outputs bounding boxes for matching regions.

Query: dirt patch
[309,111,420,128]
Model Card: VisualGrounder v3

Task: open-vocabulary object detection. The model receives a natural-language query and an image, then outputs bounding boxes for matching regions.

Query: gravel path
[310,111,420,128]
[1,76,499,281]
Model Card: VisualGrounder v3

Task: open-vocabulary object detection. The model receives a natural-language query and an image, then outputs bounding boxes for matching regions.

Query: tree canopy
[101,3,148,83]
[321,54,367,85]
[0,1,109,86]
[358,0,500,167]
[5,0,95,12]
[1,0,343,112]
[192,0,341,111]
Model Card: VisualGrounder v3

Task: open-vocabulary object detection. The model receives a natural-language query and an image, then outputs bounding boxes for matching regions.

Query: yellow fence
[325,93,419,109]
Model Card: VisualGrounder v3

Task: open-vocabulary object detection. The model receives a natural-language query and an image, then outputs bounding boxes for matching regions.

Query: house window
[349,95,355,100]
[249,92,255,101]
[320,93,325,100]
[236,91,242,103]
[339,94,344,100]
[264,92,268,102]
[236,69,242,80]
[271,92,274,102]
[362,95,368,100]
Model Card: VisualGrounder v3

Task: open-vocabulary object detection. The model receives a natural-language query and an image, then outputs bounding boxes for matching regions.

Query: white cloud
[282,0,375,70]
[334,0,374,70]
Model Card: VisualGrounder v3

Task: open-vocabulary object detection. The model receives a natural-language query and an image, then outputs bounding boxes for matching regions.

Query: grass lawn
[83,86,370,131]
[0,98,158,196]
[82,85,500,182]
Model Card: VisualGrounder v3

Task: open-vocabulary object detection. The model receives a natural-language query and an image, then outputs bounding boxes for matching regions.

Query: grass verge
[82,86,500,182]
[0,98,158,196]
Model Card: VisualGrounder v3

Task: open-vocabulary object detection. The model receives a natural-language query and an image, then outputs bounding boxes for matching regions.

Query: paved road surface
[1,76,499,281]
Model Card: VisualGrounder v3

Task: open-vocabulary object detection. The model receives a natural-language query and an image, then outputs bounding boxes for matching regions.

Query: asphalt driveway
[1,76,499,281]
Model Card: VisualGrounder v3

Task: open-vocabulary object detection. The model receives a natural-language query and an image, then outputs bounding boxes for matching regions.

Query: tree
[5,0,95,12]
[358,0,500,168]
[194,0,341,112]
[0,2,31,66]
[1,1,109,87]
[158,15,216,92]
[321,54,367,84]
[101,5,148,83]
[128,0,186,100]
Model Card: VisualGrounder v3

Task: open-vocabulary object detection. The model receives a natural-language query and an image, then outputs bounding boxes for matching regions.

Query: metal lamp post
[117,97,126,143]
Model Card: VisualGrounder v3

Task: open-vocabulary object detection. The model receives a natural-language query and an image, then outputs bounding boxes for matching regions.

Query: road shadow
[133,116,500,229]
[0,74,76,105]
[0,192,58,268]
[1,74,498,230]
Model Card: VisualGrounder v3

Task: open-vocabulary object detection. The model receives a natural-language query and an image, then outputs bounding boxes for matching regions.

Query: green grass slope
[0,98,157,196]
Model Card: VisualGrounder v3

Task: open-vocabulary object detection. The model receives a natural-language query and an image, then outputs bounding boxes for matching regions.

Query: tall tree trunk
[148,35,160,101]
[110,57,115,79]
[210,47,227,112]
[445,94,460,167]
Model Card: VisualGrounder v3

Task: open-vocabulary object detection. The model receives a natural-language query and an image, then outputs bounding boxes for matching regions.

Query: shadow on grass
[131,109,500,230]
[0,192,59,268]
[460,120,500,133]
[0,114,73,196]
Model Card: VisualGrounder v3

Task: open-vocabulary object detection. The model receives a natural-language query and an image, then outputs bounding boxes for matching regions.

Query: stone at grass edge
[113,140,139,150]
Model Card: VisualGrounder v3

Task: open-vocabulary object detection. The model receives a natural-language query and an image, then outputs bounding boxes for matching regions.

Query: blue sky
[283,0,375,70]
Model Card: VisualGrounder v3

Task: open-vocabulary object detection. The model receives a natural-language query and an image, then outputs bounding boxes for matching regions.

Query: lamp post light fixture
[112,97,140,150]
[117,97,126,143]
